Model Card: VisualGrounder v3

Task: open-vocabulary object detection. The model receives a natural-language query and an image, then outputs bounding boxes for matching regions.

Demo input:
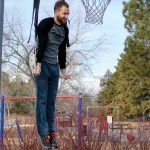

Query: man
[33,0,70,149]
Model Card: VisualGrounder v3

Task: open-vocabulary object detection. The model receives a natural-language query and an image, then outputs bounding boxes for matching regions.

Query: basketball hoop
[81,0,111,24]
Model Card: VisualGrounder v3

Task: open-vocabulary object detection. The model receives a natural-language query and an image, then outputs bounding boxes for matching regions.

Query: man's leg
[46,64,59,133]
[46,64,59,148]
[35,63,52,149]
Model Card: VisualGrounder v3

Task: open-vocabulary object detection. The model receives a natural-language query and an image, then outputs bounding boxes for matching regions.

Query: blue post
[0,0,4,95]
[0,96,4,149]
[77,93,82,149]
[16,120,24,143]
[77,93,82,120]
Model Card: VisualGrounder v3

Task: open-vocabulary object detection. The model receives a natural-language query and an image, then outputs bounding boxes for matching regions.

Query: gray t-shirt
[43,23,65,64]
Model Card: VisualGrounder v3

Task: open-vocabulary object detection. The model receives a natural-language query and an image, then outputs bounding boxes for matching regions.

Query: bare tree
[58,13,104,95]
[3,14,36,93]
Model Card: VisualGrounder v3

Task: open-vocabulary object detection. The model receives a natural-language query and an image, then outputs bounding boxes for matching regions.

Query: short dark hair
[54,0,69,12]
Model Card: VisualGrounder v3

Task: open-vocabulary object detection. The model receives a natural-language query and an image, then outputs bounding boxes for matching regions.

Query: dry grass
[3,114,150,150]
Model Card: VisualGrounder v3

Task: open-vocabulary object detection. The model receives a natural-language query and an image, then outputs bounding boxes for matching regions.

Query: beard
[57,16,67,24]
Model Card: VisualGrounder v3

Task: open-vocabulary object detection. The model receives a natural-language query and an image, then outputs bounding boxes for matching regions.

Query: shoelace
[45,135,51,143]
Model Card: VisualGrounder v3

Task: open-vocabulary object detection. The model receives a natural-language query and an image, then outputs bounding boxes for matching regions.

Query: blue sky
[91,1,128,77]
[4,0,128,91]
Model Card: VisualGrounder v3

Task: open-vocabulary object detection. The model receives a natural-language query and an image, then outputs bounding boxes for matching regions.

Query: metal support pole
[0,0,4,95]
[0,96,4,149]
[77,93,82,150]
[16,120,24,143]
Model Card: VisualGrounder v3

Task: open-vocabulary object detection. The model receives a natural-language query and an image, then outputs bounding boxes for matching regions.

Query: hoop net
[81,0,111,24]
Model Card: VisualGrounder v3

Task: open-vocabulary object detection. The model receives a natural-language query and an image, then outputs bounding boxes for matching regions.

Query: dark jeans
[35,62,59,137]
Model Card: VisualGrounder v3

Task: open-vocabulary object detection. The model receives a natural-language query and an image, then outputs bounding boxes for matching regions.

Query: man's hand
[60,69,71,80]
[32,63,41,76]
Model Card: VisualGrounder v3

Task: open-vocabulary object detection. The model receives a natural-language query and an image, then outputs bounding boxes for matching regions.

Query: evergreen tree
[120,0,150,104]
[10,76,34,114]
[98,70,115,105]
[98,0,150,119]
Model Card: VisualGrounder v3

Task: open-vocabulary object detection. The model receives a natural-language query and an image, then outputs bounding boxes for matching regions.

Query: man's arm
[36,19,47,63]
[32,19,47,76]
[58,41,72,80]
[58,40,66,69]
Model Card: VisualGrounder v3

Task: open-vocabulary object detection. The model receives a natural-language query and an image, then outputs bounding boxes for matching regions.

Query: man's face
[55,6,69,24]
